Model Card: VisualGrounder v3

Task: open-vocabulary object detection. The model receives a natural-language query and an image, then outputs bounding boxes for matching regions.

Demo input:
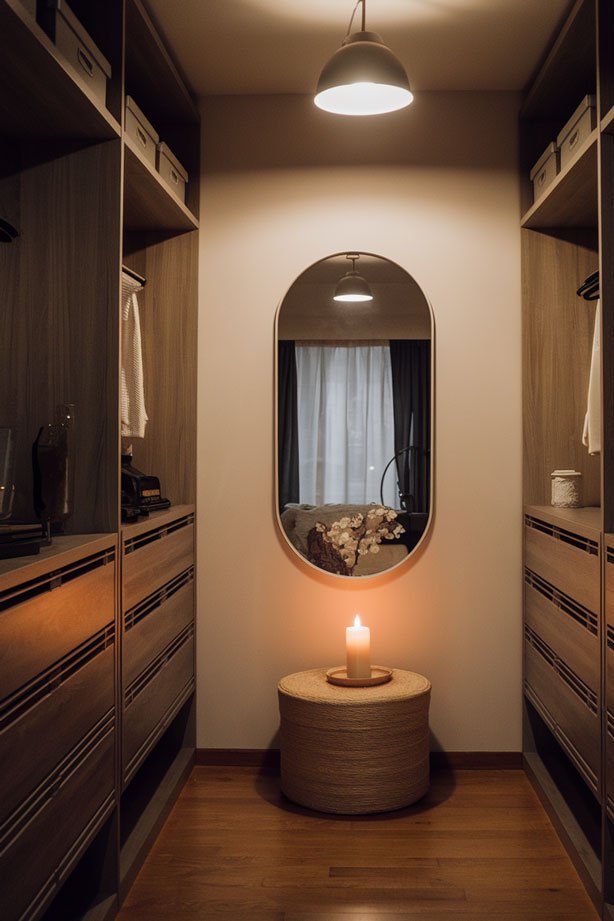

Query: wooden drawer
[0,552,115,701]
[123,574,194,687]
[525,516,599,613]
[123,519,194,611]
[123,630,194,782]
[607,710,614,821]
[0,639,114,824]
[525,632,600,790]
[0,715,115,921]
[524,573,599,692]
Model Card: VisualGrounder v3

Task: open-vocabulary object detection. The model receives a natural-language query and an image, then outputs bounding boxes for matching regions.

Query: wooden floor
[117,766,599,921]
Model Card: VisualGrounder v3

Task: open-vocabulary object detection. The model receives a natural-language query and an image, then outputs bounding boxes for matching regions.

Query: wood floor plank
[117,767,599,921]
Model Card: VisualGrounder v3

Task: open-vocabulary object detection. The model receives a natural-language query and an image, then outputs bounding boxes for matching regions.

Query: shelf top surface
[521,130,597,230]
[525,504,602,537]
[123,136,199,233]
[126,0,199,127]
[0,532,117,593]
[0,0,121,141]
[121,504,195,539]
[520,0,595,123]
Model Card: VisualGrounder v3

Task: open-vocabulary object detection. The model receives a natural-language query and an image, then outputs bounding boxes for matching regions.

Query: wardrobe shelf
[602,106,614,135]
[521,130,598,229]
[524,751,602,903]
[520,0,595,122]
[125,0,199,128]
[0,533,115,594]
[121,504,195,537]
[0,0,121,140]
[525,504,602,539]
[119,744,194,901]
[123,135,199,232]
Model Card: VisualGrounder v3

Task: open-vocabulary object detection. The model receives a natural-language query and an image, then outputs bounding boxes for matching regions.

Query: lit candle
[346,614,371,679]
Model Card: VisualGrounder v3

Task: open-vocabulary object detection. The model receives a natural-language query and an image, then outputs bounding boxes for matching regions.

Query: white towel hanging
[582,300,601,455]
[121,271,149,439]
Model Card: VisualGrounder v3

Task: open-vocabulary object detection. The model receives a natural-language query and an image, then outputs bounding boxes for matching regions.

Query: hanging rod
[122,264,147,287]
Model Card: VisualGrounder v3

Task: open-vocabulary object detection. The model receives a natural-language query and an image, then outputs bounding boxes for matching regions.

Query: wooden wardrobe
[521,0,614,916]
[0,2,198,919]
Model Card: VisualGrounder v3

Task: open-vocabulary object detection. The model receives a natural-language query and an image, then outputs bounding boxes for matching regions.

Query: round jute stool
[277,668,431,815]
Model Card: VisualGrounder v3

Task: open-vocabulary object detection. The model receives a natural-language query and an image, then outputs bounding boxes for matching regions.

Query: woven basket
[278,668,431,814]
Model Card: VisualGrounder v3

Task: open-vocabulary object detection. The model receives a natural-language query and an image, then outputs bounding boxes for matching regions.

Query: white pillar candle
[346,614,371,679]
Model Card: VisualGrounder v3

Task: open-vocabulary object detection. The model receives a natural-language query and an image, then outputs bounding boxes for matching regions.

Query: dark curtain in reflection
[278,341,299,512]
[389,340,430,513]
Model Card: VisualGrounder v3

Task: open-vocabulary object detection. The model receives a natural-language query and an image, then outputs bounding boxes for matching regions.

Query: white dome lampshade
[333,254,374,302]
[315,1,413,116]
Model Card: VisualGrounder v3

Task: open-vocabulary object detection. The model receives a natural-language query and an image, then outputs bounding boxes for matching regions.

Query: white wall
[197,92,522,752]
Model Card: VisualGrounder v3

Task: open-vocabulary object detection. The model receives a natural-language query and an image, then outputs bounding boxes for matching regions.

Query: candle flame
[354,614,361,628]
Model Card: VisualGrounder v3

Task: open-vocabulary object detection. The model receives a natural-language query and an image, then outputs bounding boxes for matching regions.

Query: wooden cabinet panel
[0,721,115,921]
[525,639,600,789]
[123,523,193,611]
[608,708,614,820]
[525,521,599,612]
[525,581,599,691]
[123,578,193,687]
[123,635,193,781]
[0,560,115,700]
[0,643,114,824]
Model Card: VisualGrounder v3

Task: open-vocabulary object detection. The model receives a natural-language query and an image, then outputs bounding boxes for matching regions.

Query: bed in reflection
[280,503,426,577]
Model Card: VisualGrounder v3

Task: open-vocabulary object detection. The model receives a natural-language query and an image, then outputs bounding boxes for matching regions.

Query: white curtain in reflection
[295,343,396,507]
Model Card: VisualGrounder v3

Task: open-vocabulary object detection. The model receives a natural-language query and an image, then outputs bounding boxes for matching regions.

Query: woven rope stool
[277,668,431,815]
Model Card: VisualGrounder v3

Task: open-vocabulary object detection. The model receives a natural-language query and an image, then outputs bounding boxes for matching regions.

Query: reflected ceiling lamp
[315,0,413,116]
[333,254,374,302]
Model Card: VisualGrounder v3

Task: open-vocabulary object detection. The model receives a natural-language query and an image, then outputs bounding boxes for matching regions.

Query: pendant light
[315,0,413,116]
[333,254,374,302]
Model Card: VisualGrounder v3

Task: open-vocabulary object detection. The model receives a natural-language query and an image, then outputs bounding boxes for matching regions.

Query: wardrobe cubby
[522,1,614,916]
[0,1,198,919]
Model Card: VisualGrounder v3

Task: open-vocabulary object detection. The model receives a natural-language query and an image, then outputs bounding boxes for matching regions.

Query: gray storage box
[16,0,37,19]
[125,96,159,169]
[45,1,111,108]
[156,142,188,203]
[530,142,559,202]
[557,95,596,170]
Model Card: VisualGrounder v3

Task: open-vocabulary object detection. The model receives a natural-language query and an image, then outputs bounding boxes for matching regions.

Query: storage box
[557,95,597,170]
[156,142,188,203]
[45,1,111,108]
[125,96,159,169]
[16,0,37,19]
[530,142,559,202]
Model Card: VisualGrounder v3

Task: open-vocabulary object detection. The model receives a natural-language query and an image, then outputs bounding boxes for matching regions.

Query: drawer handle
[537,169,546,187]
[136,126,148,148]
[77,47,94,78]
[169,168,179,185]
[568,129,579,150]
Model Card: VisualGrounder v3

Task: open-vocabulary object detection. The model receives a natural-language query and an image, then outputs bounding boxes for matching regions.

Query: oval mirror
[276,252,433,578]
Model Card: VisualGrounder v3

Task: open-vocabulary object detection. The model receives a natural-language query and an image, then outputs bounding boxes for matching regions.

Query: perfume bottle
[32,403,75,534]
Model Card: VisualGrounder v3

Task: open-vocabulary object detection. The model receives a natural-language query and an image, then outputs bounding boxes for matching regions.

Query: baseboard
[195,748,522,771]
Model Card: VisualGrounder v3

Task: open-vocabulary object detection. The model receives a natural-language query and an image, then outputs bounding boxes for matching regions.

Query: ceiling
[147,0,572,97]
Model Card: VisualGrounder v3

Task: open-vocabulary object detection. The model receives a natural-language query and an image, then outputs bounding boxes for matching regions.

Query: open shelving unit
[0,1,198,919]
[521,1,614,917]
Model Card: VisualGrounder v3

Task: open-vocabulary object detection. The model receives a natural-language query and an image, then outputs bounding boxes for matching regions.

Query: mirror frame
[274,251,435,579]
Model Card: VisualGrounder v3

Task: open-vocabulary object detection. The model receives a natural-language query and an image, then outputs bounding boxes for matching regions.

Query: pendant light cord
[346,0,366,37]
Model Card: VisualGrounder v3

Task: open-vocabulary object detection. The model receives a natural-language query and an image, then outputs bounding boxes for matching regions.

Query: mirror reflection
[276,252,432,577]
